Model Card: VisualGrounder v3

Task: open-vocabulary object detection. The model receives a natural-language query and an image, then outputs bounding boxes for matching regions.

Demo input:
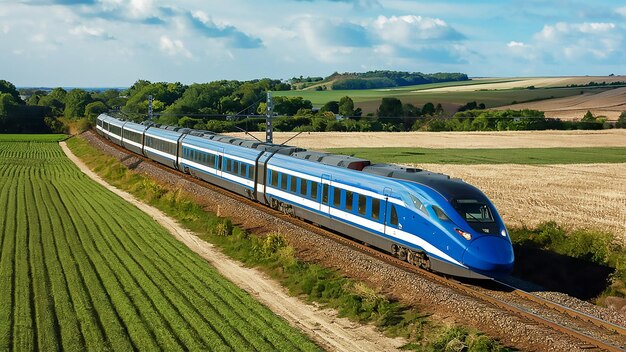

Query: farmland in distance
[0,135,319,351]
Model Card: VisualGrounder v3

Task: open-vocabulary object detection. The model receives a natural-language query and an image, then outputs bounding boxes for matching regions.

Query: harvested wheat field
[229,129,626,150]
[413,163,626,241]
[418,76,626,92]
[496,87,626,121]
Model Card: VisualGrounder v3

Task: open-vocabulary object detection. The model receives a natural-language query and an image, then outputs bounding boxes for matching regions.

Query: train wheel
[391,244,399,257]
[417,252,430,270]
[407,250,416,265]
[397,247,407,261]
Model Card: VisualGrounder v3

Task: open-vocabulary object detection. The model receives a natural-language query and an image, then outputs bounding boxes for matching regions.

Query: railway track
[91,132,626,351]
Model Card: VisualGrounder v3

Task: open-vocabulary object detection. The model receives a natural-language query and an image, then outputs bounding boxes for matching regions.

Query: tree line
[3,77,626,134]
[330,71,468,90]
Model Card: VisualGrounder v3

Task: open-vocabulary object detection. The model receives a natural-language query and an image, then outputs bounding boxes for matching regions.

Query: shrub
[617,111,626,128]
[214,219,233,237]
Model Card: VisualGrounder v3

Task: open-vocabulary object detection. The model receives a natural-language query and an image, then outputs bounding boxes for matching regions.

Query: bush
[214,219,233,237]
[617,111,626,128]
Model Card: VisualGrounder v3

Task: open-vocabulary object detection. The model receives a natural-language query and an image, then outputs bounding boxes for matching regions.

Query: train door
[217,147,224,178]
[383,188,400,237]
[320,174,331,216]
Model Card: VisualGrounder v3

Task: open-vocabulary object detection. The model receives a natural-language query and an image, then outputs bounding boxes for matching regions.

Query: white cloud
[128,0,154,18]
[533,22,622,60]
[159,35,192,58]
[616,6,626,17]
[507,41,525,48]
[291,14,466,64]
[191,10,210,24]
[372,15,463,43]
[70,25,114,40]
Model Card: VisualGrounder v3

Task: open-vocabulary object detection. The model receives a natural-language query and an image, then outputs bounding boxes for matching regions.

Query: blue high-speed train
[96,113,514,279]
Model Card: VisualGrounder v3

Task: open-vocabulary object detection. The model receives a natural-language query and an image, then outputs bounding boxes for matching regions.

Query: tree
[272,96,313,116]
[178,116,204,128]
[581,110,595,122]
[616,111,626,128]
[124,81,186,114]
[435,103,444,116]
[403,103,420,117]
[64,89,92,119]
[320,100,339,114]
[0,80,23,103]
[0,93,18,121]
[85,101,108,120]
[338,96,355,117]
[422,102,435,116]
[38,87,66,116]
[377,97,403,118]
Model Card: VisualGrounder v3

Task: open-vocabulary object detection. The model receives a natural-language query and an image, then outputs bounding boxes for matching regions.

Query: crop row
[0,136,319,351]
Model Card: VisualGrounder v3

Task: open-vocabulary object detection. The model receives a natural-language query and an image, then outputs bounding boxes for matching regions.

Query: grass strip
[327,147,626,165]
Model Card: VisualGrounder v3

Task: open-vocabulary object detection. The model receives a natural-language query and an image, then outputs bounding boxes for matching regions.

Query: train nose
[462,236,514,273]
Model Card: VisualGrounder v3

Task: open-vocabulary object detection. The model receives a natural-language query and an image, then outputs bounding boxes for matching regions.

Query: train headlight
[454,228,472,241]
[501,229,508,237]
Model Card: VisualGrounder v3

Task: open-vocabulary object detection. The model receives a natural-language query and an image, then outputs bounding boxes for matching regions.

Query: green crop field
[0,134,67,143]
[0,135,319,351]
[328,147,626,165]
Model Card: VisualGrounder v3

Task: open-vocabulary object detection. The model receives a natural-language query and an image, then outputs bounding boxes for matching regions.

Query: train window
[345,191,353,212]
[357,195,367,215]
[390,205,399,226]
[218,155,223,170]
[270,171,278,187]
[372,198,380,220]
[290,176,297,192]
[125,130,140,143]
[227,159,233,173]
[233,161,239,175]
[299,178,307,195]
[311,182,318,200]
[333,188,341,207]
[280,173,288,190]
[433,206,450,222]
[453,199,494,223]
[322,184,329,204]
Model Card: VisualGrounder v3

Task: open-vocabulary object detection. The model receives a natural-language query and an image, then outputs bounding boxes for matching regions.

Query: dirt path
[59,141,407,352]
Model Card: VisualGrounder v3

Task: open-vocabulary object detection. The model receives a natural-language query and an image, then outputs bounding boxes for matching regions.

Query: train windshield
[453,199,494,223]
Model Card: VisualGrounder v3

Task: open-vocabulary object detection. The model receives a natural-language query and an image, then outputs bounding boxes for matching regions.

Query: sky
[1,0,625,87]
